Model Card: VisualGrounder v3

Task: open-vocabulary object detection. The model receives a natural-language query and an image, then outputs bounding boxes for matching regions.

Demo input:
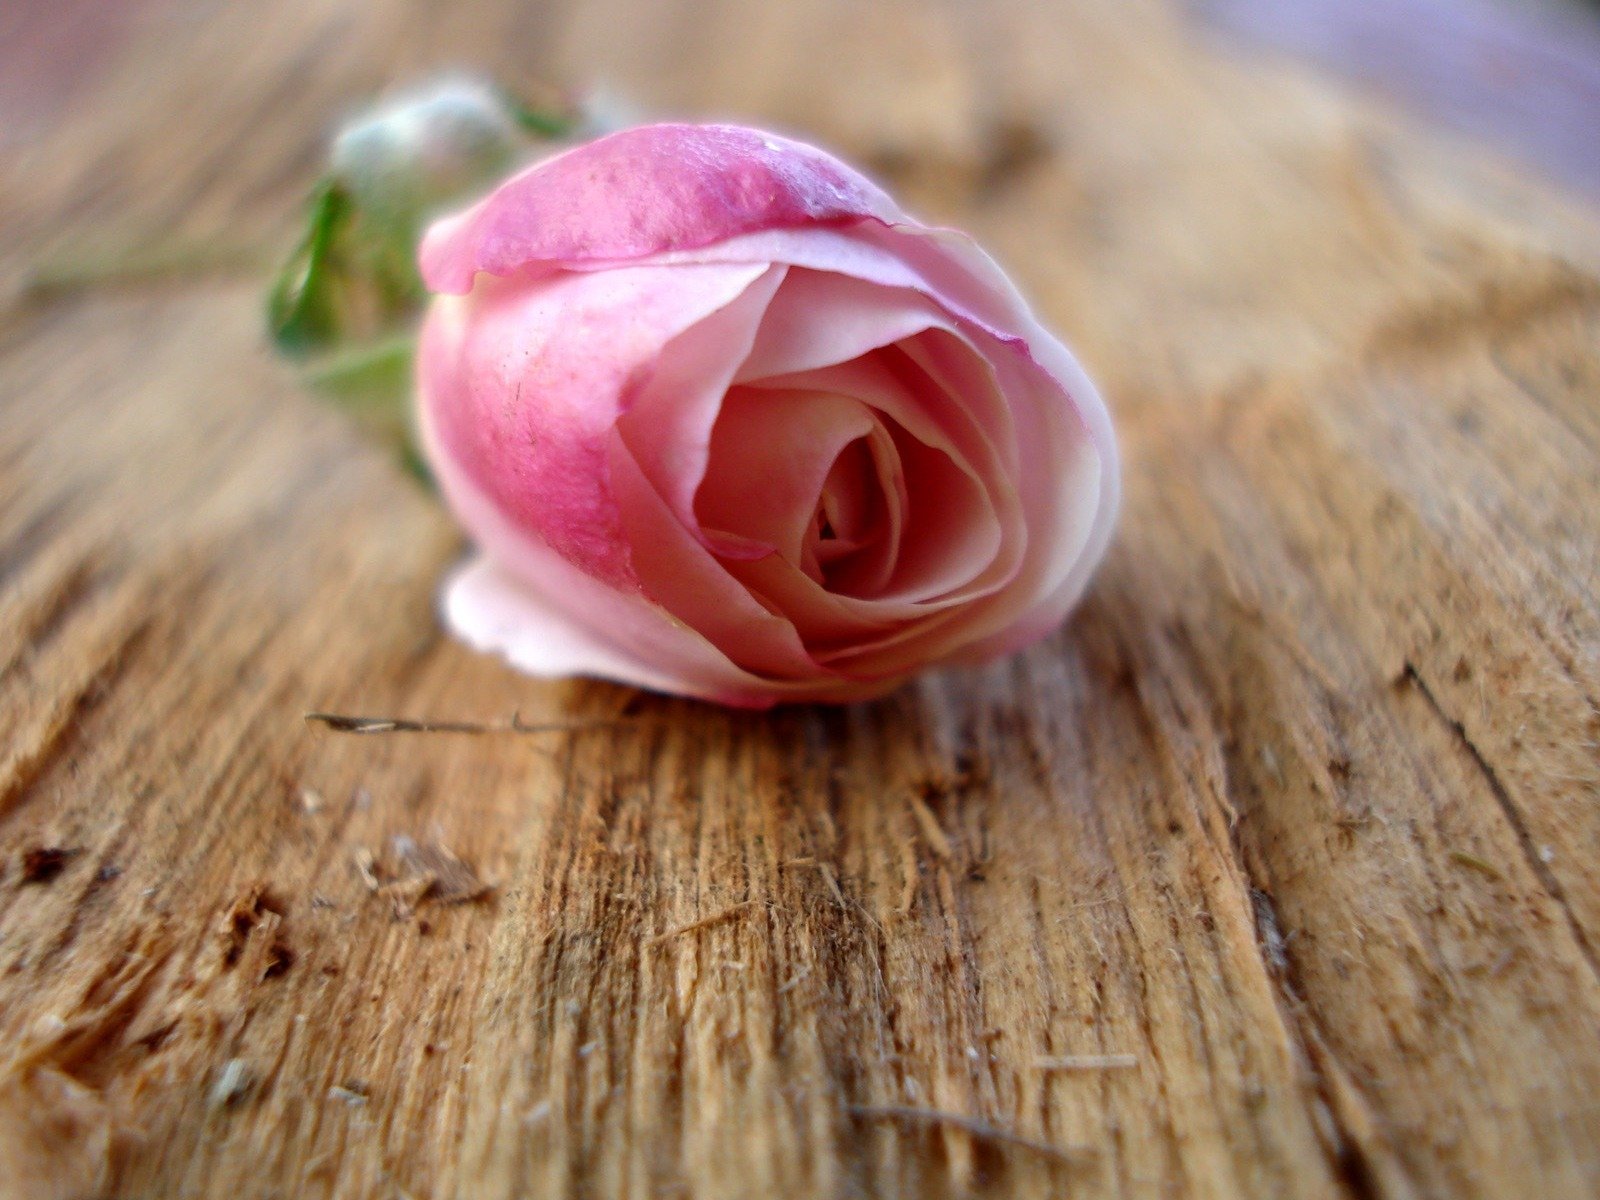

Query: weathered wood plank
[2,2,1599,1198]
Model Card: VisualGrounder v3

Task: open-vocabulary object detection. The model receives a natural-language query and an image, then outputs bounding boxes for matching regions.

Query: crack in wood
[1247,888,1400,1200]
[1402,661,1600,983]
[0,614,152,823]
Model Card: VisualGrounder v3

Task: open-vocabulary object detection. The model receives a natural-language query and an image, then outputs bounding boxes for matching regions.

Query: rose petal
[606,430,828,681]
[735,267,947,382]
[749,351,1010,605]
[729,274,1026,603]
[716,222,1119,657]
[616,266,786,548]
[805,419,907,593]
[722,553,904,651]
[693,386,877,566]
[859,222,1121,633]
[419,124,901,294]
[444,556,704,697]
[419,260,770,587]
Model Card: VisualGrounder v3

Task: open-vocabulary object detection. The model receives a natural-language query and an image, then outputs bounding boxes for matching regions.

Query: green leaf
[267,180,353,357]
[300,334,413,399]
[296,335,432,488]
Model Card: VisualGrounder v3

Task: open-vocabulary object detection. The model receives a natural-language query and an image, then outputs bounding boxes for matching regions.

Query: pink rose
[416,123,1118,707]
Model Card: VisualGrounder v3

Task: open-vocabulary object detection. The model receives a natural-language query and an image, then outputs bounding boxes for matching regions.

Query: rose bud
[416,123,1119,707]
[269,77,581,363]
[330,76,525,241]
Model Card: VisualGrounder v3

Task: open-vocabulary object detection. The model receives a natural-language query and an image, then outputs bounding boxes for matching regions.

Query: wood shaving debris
[220,885,286,970]
[384,874,436,921]
[817,862,847,909]
[907,791,953,861]
[262,940,295,980]
[648,901,756,946]
[328,1081,369,1107]
[356,838,491,919]
[390,836,490,905]
[896,836,919,916]
[208,1059,256,1110]
[1448,849,1503,881]
[776,967,811,996]
[353,847,382,892]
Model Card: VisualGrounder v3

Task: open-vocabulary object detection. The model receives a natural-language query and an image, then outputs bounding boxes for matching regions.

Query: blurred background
[5,0,1600,277]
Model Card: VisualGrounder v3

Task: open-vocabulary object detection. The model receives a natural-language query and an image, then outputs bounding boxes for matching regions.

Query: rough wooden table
[3,2,1599,1198]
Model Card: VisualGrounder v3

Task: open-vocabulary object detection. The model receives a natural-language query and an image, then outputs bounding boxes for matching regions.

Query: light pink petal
[418,261,769,587]
[750,352,1011,606]
[832,353,1105,666]
[444,556,713,698]
[442,549,905,707]
[804,440,877,579]
[605,430,828,681]
[729,275,1026,605]
[735,267,946,382]
[862,223,1121,623]
[694,386,877,566]
[873,420,1000,602]
[808,415,908,595]
[624,226,929,293]
[722,554,905,652]
[420,124,901,293]
[944,413,1106,661]
[616,266,786,544]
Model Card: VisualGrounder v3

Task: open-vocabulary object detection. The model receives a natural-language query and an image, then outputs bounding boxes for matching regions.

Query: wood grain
[3,1,1599,1197]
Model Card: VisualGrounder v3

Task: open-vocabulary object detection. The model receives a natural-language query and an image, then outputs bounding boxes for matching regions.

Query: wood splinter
[303,711,624,736]
[845,1103,1087,1166]
[647,901,758,947]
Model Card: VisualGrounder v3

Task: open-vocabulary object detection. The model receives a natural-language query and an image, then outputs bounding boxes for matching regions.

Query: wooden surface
[3,2,1600,1197]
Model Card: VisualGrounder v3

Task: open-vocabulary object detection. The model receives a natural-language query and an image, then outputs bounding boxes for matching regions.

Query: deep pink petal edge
[420,123,902,293]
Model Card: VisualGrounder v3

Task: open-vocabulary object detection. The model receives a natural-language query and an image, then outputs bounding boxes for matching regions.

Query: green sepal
[297,335,431,488]
[267,179,353,358]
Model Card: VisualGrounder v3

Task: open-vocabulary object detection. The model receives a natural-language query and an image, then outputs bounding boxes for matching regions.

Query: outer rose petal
[419,260,770,587]
[420,124,900,293]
